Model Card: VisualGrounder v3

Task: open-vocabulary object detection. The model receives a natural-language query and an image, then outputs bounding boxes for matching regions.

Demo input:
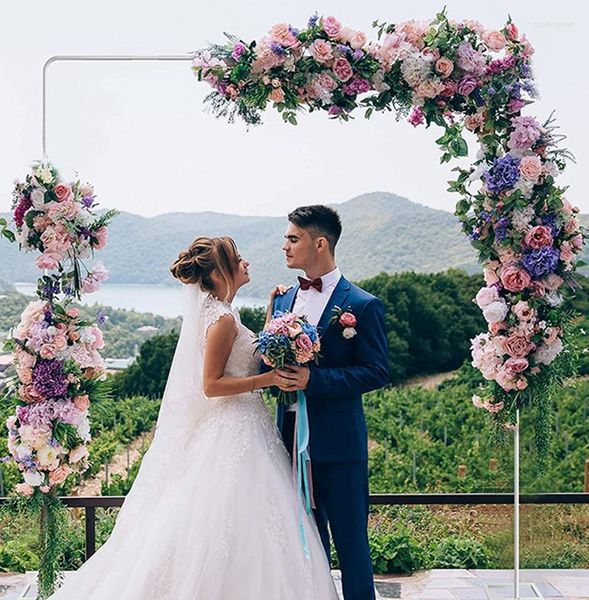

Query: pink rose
[483,261,501,286]
[435,57,454,77]
[36,252,61,270]
[93,227,108,250]
[49,464,72,486]
[333,57,354,82]
[74,395,90,411]
[564,217,580,235]
[519,155,543,181]
[310,39,334,64]
[530,280,546,298]
[560,241,574,263]
[39,344,57,359]
[475,286,499,308]
[495,370,518,391]
[79,183,94,197]
[483,30,507,51]
[504,357,529,374]
[524,225,553,249]
[350,31,367,50]
[269,23,298,48]
[561,197,573,216]
[269,87,285,103]
[503,332,533,358]
[542,273,564,291]
[496,246,519,265]
[440,78,457,98]
[15,483,34,496]
[316,71,337,91]
[505,23,519,41]
[54,183,72,202]
[486,400,505,413]
[464,113,484,132]
[571,233,584,250]
[67,307,79,318]
[296,334,313,352]
[322,16,342,38]
[489,321,507,335]
[516,378,528,390]
[512,300,535,321]
[69,445,89,464]
[500,265,531,292]
[339,312,357,328]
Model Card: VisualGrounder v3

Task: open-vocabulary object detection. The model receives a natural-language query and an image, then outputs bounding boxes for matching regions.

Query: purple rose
[231,42,247,61]
[457,74,478,96]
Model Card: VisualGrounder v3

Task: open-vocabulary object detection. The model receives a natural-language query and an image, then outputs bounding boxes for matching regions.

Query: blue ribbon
[296,389,313,558]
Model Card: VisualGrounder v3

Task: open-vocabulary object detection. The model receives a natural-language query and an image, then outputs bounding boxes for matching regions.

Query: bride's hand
[269,284,290,304]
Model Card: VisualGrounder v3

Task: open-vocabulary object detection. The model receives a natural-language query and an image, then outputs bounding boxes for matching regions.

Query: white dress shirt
[286,266,341,412]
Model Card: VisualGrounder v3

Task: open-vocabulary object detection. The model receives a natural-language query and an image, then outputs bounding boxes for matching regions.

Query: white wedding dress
[48,285,339,600]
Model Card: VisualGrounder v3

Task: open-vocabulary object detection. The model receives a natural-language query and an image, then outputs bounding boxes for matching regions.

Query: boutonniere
[330,306,358,339]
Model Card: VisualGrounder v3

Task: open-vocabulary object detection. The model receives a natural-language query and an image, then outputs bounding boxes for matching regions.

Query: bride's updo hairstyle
[171,236,240,297]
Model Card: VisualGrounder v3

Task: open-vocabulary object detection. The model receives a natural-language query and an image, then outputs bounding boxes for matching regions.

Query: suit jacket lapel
[275,284,299,314]
[317,276,351,339]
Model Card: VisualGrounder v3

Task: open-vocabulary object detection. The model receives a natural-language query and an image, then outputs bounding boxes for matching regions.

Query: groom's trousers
[282,412,376,600]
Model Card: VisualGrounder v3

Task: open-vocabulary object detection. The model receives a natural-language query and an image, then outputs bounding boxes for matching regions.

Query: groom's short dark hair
[288,205,342,254]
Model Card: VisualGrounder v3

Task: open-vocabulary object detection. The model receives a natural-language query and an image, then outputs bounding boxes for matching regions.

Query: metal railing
[2,492,589,561]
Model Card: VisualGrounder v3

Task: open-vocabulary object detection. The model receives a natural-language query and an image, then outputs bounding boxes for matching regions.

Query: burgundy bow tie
[298,276,323,292]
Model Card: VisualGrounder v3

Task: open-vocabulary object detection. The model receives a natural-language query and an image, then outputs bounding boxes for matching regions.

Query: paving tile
[428,570,477,579]
[424,579,480,589]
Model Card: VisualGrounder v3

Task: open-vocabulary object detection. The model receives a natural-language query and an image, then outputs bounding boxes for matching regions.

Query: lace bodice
[200,293,260,379]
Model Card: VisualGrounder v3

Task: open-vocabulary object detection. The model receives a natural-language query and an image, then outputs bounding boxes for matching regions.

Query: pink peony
[310,39,334,64]
[504,357,529,374]
[500,265,531,292]
[93,227,108,250]
[505,23,519,41]
[269,23,298,48]
[475,286,499,308]
[519,155,543,181]
[560,241,574,263]
[524,225,553,249]
[512,300,535,321]
[333,57,354,82]
[508,116,543,151]
[322,16,342,38]
[495,370,518,391]
[316,71,337,91]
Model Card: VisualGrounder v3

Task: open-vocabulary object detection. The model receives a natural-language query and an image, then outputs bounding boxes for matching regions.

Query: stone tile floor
[1,569,587,599]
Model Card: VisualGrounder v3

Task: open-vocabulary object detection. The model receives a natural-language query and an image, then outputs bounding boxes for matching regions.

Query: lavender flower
[82,196,94,208]
[485,155,521,194]
[494,217,510,241]
[96,311,108,325]
[32,359,69,399]
[270,42,286,57]
[308,14,319,28]
[522,247,560,278]
[352,49,364,61]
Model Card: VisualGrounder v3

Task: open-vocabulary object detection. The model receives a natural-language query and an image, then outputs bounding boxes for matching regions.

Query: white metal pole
[514,408,520,600]
[42,54,194,158]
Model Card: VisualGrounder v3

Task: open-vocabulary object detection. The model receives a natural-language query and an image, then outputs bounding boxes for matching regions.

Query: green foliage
[369,527,425,574]
[429,536,489,569]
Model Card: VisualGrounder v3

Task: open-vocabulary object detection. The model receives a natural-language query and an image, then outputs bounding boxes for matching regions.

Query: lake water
[13,283,266,318]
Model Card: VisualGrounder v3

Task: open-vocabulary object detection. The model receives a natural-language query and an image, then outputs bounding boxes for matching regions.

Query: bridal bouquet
[256,311,320,405]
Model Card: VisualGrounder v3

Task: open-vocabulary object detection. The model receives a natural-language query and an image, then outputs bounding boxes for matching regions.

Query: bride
[47,235,339,599]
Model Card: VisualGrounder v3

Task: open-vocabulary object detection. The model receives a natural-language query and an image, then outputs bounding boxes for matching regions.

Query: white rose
[37,444,62,467]
[35,164,54,185]
[342,327,357,339]
[475,286,499,308]
[24,470,44,487]
[545,292,563,307]
[472,395,485,409]
[534,339,563,365]
[30,189,46,209]
[482,300,508,324]
[76,417,91,442]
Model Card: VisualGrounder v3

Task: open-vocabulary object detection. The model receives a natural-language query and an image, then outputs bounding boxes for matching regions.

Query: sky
[0,0,586,218]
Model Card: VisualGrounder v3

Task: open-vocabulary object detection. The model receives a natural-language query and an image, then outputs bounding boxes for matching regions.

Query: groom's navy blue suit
[272,275,389,600]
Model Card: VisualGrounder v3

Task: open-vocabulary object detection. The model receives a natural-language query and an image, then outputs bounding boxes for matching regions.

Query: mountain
[1,192,586,297]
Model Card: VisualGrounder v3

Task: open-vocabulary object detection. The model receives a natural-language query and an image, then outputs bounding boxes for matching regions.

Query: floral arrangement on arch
[192,9,586,453]
[3,161,117,498]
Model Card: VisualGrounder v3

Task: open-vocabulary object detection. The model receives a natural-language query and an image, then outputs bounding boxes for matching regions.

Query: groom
[271,205,389,600]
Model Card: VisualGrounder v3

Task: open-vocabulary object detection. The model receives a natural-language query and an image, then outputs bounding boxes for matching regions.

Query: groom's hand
[276,365,310,391]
